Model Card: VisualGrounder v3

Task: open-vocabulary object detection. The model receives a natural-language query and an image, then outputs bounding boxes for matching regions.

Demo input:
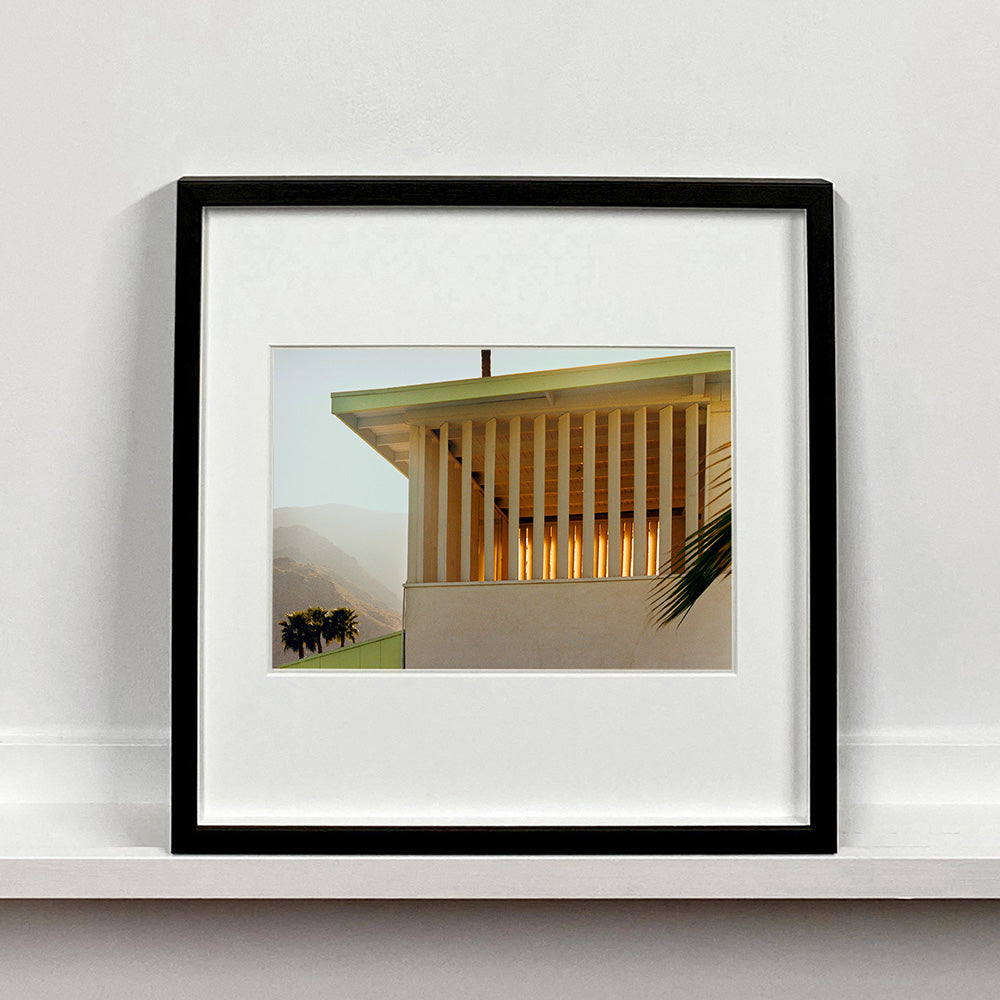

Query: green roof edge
[330,351,731,415]
[274,630,403,668]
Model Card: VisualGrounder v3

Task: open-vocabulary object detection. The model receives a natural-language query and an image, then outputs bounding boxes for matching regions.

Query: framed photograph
[172,176,836,855]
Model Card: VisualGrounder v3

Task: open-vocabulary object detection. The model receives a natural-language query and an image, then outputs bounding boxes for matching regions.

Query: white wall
[3,0,1000,992]
[403,577,732,671]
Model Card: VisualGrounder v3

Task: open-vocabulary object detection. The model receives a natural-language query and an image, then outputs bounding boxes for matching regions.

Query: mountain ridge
[273,524,400,613]
[273,502,407,596]
[272,556,402,667]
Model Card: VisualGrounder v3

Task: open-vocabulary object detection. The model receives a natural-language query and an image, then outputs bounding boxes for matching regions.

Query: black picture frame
[172,176,836,856]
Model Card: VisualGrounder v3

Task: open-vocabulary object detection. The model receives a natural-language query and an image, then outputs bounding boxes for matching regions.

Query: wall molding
[4,732,1000,808]
[0,734,169,804]
[839,737,1000,807]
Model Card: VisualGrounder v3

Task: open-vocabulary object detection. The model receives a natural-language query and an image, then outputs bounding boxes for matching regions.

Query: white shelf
[3,804,1000,898]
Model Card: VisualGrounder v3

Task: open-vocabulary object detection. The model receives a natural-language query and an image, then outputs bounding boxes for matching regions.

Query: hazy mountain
[273,503,407,596]
[273,524,400,613]
[272,556,402,667]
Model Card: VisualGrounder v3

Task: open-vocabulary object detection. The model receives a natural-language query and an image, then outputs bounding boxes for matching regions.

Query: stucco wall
[403,577,731,670]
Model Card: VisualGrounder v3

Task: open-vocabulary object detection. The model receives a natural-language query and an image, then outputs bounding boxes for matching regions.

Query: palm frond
[648,505,732,628]
[648,437,733,629]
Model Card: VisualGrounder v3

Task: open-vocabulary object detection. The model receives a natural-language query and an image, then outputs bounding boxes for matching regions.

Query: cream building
[330,352,733,670]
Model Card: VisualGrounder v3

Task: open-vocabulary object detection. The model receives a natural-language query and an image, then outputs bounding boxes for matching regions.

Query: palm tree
[278,611,312,660]
[303,605,328,654]
[320,609,340,650]
[649,442,732,628]
[341,609,359,646]
[325,607,359,647]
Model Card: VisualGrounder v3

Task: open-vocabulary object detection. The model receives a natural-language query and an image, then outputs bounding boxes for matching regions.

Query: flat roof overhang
[330,351,731,477]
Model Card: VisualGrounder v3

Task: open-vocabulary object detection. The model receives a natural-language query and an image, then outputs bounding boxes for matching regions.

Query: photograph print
[272,346,733,672]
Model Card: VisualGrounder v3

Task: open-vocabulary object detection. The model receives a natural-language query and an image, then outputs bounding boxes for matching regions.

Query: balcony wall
[402,576,732,671]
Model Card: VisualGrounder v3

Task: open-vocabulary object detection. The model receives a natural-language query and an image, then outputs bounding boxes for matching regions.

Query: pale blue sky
[272,347,692,512]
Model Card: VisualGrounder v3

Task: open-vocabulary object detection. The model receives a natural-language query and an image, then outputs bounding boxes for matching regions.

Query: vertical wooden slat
[685,404,700,540]
[582,410,595,578]
[484,417,496,581]
[704,403,732,522]
[705,403,713,478]
[633,406,647,576]
[437,421,449,582]
[540,524,547,580]
[475,494,485,582]
[407,424,425,583]
[447,457,462,582]
[704,401,714,522]
[532,414,546,581]
[460,420,473,582]
[658,406,673,571]
[423,427,439,582]
[557,412,570,578]
[498,511,507,580]
[607,409,621,576]
[508,416,520,581]
[501,517,508,579]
